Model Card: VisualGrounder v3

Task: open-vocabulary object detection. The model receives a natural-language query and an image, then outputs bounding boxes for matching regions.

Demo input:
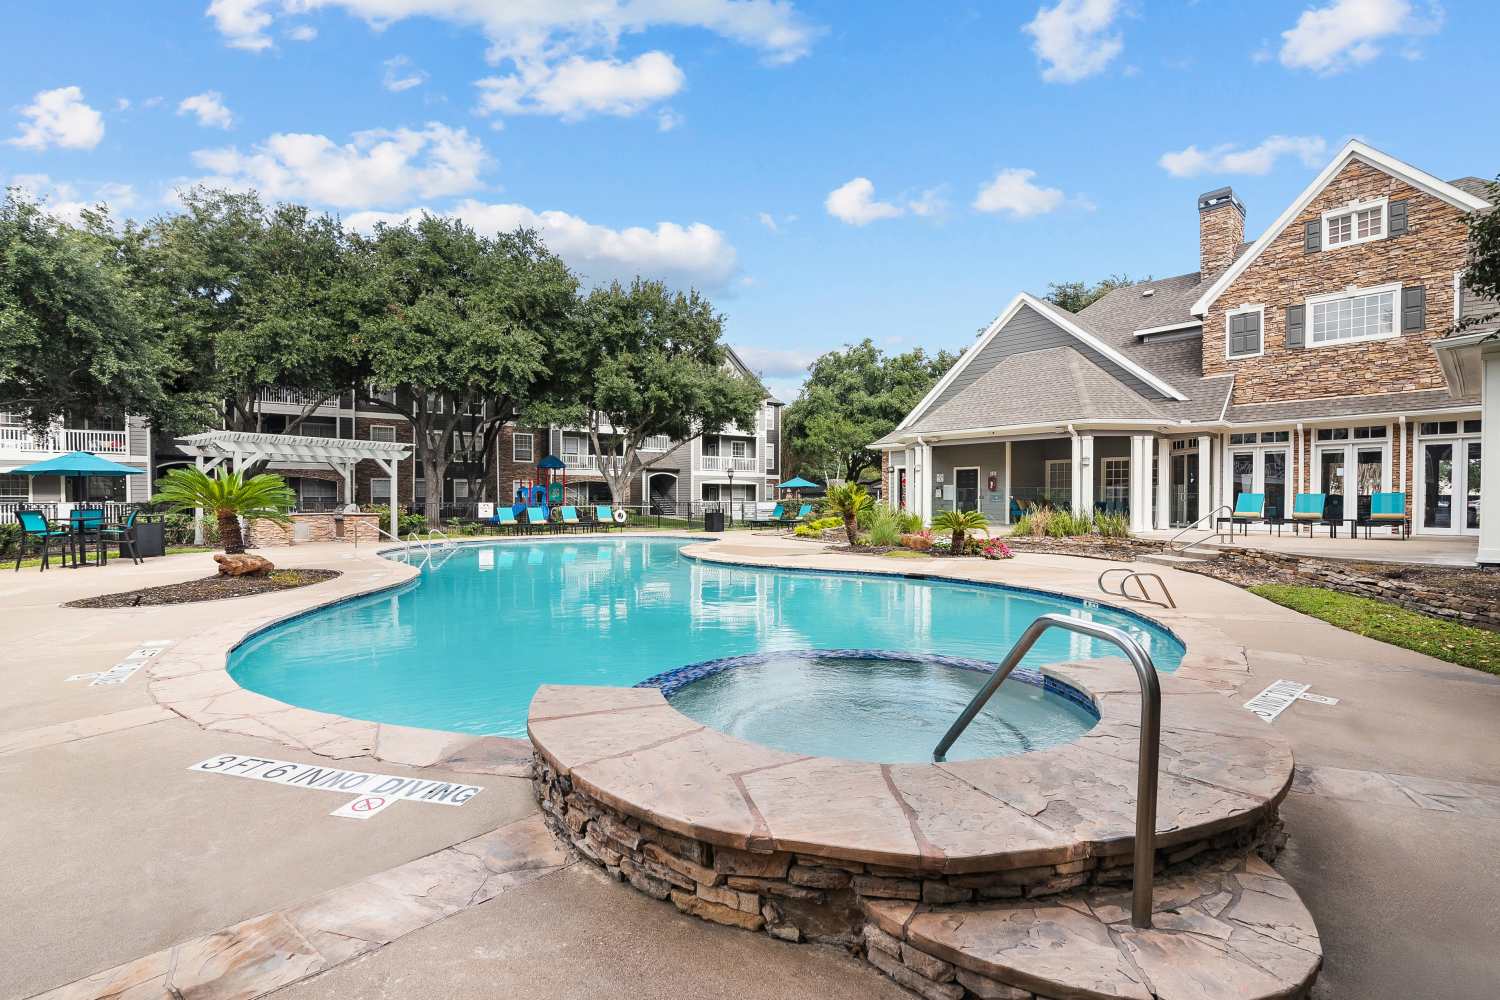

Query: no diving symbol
[331,794,396,820]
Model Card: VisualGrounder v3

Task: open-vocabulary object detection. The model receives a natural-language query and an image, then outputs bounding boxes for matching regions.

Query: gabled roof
[897,292,1187,434]
[897,345,1169,436]
[1191,140,1493,316]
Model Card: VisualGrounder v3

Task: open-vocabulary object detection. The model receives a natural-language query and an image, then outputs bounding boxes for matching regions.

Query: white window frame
[1321,197,1388,251]
[766,443,775,471]
[1044,459,1071,499]
[1100,457,1130,506]
[369,477,392,504]
[513,432,534,462]
[368,425,396,443]
[1224,304,1265,360]
[1304,281,1402,350]
[0,473,31,501]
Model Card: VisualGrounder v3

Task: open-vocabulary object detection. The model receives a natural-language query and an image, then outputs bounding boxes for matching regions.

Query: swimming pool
[228,538,1184,742]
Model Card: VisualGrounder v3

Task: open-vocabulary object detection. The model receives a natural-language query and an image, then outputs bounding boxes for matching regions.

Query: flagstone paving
[4,535,1500,999]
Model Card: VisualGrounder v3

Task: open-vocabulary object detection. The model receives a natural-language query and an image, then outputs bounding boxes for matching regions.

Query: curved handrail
[1168,504,1232,551]
[932,612,1162,929]
[1097,568,1176,609]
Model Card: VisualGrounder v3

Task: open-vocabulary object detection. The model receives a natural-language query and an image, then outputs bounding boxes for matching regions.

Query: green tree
[1046,274,1140,313]
[821,481,874,546]
[783,340,957,484]
[561,279,763,506]
[151,467,294,555]
[352,216,576,525]
[932,508,989,553]
[0,190,171,431]
[1458,177,1500,331]
[121,187,360,438]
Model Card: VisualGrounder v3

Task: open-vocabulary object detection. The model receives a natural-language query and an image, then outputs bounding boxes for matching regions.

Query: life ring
[612,508,628,524]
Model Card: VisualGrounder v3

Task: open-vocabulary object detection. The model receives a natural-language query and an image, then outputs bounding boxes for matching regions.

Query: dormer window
[1321,198,1386,249]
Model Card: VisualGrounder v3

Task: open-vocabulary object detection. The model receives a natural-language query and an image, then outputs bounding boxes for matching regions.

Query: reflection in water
[229,539,1184,737]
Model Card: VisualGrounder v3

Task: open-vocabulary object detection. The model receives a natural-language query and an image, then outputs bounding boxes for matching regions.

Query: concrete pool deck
[3,531,1499,998]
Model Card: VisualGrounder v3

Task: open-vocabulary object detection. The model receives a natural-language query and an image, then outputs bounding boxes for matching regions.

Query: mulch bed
[66,569,341,608]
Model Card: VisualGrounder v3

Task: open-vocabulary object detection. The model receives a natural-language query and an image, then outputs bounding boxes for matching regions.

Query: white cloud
[115,98,131,111]
[907,187,948,218]
[6,174,137,225]
[1278,0,1441,74]
[8,86,105,151]
[177,91,235,130]
[189,123,488,208]
[477,51,684,120]
[757,211,779,233]
[382,55,428,93]
[972,169,1066,218]
[344,200,739,291]
[825,177,906,226]
[731,345,819,378]
[1159,135,1327,178]
[1023,0,1124,83]
[656,107,684,132]
[207,1,818,62]
[287,24,318,41]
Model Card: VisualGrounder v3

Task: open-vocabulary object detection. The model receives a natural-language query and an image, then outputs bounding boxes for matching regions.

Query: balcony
[255,387,343,409]
[0,425,129,456]
[562,454,600,472]
[700,455,759,473]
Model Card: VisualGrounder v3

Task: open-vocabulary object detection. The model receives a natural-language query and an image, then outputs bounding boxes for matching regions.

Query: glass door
[1170,453,1199,526]
[1231,452,1254,513]
[1318,447,1347,523]
[954,468,979,512]
[1421,442,1454,531]
[1263,450,1288,522]
[1465,441,1481,532]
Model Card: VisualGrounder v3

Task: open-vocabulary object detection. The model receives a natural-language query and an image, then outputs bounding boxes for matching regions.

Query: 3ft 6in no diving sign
[190,754,482,811]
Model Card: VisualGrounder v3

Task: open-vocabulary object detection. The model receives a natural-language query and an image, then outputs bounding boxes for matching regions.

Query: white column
[1398,416,1407,503]
[1197,434,1213,517]
[915,442,932,524]
[1129,435,1152,533]
[1479,343,1500,565]
[193,455,205,545]
[1003,441,1013,525]
[390,457,400,539]
[1077,433,1095,514]
[1156,437,1171,530]
[1069,431,1083,514]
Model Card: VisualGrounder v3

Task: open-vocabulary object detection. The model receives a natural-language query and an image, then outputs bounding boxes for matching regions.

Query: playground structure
[512,455,570,521]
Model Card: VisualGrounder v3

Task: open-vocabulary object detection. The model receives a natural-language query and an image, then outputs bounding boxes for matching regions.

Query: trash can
[129,518,166,558]
[704,510,725,533]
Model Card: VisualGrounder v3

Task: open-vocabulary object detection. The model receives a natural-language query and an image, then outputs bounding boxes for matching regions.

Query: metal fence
[0,500,143,526]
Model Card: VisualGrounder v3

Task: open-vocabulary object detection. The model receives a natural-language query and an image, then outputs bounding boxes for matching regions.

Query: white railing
[0,426,129,455]
[256,386,339,408]
[700,455,759,473]
[640,435,672,452]
[563,454,600,471]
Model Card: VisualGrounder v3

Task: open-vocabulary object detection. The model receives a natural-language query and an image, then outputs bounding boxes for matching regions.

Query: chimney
[1197,186,1245,276]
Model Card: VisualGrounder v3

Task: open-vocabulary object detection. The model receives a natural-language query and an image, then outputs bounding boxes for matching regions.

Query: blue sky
[2,1,1495,401]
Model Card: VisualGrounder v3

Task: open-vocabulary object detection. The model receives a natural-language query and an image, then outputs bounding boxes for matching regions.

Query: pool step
[861,854,1320,1000]
[1138,549,1219,568]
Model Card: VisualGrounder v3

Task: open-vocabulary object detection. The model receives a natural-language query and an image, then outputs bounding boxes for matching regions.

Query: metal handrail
[932,612,1162,929]
[1098,568,1176,609]
[1167,504,1232,551]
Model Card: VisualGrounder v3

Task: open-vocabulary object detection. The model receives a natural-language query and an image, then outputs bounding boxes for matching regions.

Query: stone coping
[527,660,1294,875]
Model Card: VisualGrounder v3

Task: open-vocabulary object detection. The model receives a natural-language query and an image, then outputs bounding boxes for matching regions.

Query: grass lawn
[9,544,214,571]
[1248,583,1500,675]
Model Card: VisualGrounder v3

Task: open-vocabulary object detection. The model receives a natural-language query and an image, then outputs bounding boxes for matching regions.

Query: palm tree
[152,468,296,555]
[932,508,989,554]
[821,482,874,546]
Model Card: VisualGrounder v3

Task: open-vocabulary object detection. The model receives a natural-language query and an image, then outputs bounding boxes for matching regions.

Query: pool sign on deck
[190,754,482,817]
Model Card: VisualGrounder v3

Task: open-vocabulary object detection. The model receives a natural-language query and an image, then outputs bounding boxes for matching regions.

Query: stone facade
[1198,188,1245,276]
[1204,159,1471,402]
[246,512,382,547]
[353,416,416,506]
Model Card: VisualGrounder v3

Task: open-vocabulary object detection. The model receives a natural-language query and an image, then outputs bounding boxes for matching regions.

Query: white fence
[0,426,130,455]
[699,455,760,473]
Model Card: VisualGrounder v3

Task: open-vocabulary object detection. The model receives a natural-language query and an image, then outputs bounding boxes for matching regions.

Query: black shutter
[1388,199,1408,236]
[1304,219,1321,254]
[1401,285,1426,331]
[1285,305,1306,349]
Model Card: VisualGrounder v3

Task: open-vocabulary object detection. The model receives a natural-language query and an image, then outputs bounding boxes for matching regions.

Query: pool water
[659,652,1100,763]
[228,538,1183,739]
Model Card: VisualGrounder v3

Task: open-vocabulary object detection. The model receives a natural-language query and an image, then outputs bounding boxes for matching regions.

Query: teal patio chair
[594,505,617,531]
[559,506,582,532]
[1359,491,1410,539]
[14,510,73,571]
[1289,493,1328,536]
[96,508,142,565]
[1218,492,1265,536]
[493,507,520,534]
[525,506,551,534]
[68,507,108,566]
[752,503,785,527]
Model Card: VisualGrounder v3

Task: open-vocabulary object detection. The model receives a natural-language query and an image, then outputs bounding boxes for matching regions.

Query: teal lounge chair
[781,503,814,530]
[1289,493,1328,536]
[14,510,73,571]
[1218,492,1265,536]
[559,506,581,532]
[752,503,785,527]
[595,505,617,531]
[1359,491,1410,539]
[493,507,520,534]
[525,506,551,534]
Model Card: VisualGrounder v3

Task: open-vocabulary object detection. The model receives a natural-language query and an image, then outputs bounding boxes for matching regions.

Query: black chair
[97,508,143,565]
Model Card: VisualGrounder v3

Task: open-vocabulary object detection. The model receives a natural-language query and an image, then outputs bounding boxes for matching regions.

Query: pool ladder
[932,613,1162,929]
[1097,568,1176,609]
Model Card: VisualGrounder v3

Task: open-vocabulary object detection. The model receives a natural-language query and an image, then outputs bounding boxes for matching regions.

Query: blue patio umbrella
[778,476,818,490]
[9,450,143,502]
[537,454,567,470]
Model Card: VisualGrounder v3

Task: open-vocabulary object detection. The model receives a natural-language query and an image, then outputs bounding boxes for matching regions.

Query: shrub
[900,530,933,551]
[1094,512,1130,538]
[979,539,1014,560]
[932,508,990,552]
[897,510,921,533]
[866,506,903,546]
[822,483,874,546]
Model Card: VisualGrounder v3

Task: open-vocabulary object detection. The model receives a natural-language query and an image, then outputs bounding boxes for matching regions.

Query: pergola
[175,430,413,541]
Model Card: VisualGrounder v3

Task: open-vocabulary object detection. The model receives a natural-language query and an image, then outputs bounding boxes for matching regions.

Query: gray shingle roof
[1075,271,1204,349]
[901,345,1168,434]
[1450,176,1496,202]
[1225,389,1473,423]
